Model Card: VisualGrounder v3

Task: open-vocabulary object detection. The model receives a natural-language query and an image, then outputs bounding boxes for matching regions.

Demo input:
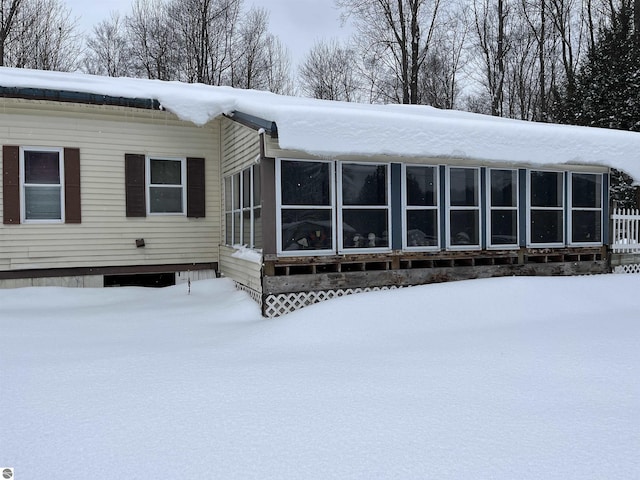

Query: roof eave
[225,110,278,138]
[0,86,161,111]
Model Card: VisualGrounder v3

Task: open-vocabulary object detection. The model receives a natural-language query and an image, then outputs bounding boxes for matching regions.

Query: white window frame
[402,164,440,251]
[486,168,519,249]
[250,164,262,250]
[445,166,481,251]
[20,146,65,224]
[146,156,187,216]
[526,169,565,247]
[568,172,603,247]
[276,158,336,257]
[224,165,261,249]
[337,161,392,254]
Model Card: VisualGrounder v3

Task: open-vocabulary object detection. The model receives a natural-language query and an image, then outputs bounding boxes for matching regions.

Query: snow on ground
[0,275,639,479]
[3,67,640,179]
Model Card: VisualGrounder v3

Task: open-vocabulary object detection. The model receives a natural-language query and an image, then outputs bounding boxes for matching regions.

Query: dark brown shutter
[3,145,20,224]
[187,157,205,218]
[64,147,81,223]
[125,154,146,217]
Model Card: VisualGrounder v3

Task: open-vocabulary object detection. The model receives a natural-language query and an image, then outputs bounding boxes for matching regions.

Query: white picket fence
[611,208,640,253]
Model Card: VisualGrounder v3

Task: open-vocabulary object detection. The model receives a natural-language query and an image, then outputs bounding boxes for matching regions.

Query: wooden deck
[262,247,608,295]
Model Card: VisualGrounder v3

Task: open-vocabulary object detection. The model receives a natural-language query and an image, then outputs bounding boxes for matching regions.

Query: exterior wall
[219,245,262,292]
[219,117,263,293]
[0,98,221,274]
[221,117,260,176]
[175,269,218,284]
[262,135,612,316]
[0,275,103,289]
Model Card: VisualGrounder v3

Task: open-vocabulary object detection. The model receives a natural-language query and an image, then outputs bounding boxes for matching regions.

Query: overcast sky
[66,0,352,68]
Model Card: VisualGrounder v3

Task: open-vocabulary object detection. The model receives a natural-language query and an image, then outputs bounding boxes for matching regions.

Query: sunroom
[263,158,607,254]
[223,151,609,316]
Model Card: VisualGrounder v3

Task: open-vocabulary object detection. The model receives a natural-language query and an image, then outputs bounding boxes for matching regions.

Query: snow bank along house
[2,67,640,316]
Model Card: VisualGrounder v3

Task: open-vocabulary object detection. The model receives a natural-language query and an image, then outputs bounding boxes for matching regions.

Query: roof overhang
[225,110,278,138]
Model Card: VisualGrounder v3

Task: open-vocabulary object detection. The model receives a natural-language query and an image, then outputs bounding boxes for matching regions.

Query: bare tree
[0,0,22,66]
[84,12,131,76]
[337,0,442,104]
[5,0,80,71]
[126,0,179,80]
[299,39,361,101]
[166,0,242,84]
[262,35,294,95]
[418,2,469,109]
[471,0,511,116]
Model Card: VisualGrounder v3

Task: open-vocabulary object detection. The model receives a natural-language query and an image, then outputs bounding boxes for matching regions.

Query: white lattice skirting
[263,286,403,318]
[233,282,262,306]
[613,264,640,274]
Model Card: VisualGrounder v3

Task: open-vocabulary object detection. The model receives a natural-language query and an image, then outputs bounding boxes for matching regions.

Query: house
[1,67,640,317]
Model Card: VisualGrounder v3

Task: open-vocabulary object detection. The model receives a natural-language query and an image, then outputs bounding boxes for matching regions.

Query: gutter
[0,86,161,110]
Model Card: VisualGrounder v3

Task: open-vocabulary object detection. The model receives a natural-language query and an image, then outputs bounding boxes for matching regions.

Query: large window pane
[253,207,262,249]
[243,169,251,207]
[342,209,388,248]
[450,168,478,206]
[25,186,61,219]
[450,210,479,245]
[281,161,330,206]
[531,210,563,244]
[149,186,183,213]
[225,213,232,245]
[232,173,240,210]
[491,210,517,245]
[224,176,232,211]
[281,209,332,251]
[253,164,261,206]
[233,212,241,244]
[407,166,436,206]
[242,210,251,245]
[491,169,517,207]
[150,159,181,185]
[572,210,601,243]
[24,151,60,184]
[342,164,387,206]
[407,210,438,246]
[572,174,601,208]
[531,171,563,207]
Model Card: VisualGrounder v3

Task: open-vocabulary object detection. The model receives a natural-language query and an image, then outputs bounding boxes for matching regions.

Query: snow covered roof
[2,67,640,180]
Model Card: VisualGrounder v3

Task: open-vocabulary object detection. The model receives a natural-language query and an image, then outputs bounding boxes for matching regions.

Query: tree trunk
[493,0,505,116]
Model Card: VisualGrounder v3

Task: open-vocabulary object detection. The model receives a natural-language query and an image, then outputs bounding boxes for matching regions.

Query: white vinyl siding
[219,117,264,283]
[0,98,220,272]
[218,245,262,294]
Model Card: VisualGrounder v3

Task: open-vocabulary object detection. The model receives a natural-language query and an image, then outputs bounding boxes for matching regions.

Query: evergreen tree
[554,2,640,208]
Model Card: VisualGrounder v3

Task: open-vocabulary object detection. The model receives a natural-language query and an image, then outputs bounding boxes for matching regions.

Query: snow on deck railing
[612,208,640,253]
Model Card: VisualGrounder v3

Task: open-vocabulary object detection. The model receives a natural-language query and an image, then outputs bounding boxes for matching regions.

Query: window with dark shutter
[3,145,20,224]
[125,154,146,217]
[187,157,205,218]
[64,148,81,223]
